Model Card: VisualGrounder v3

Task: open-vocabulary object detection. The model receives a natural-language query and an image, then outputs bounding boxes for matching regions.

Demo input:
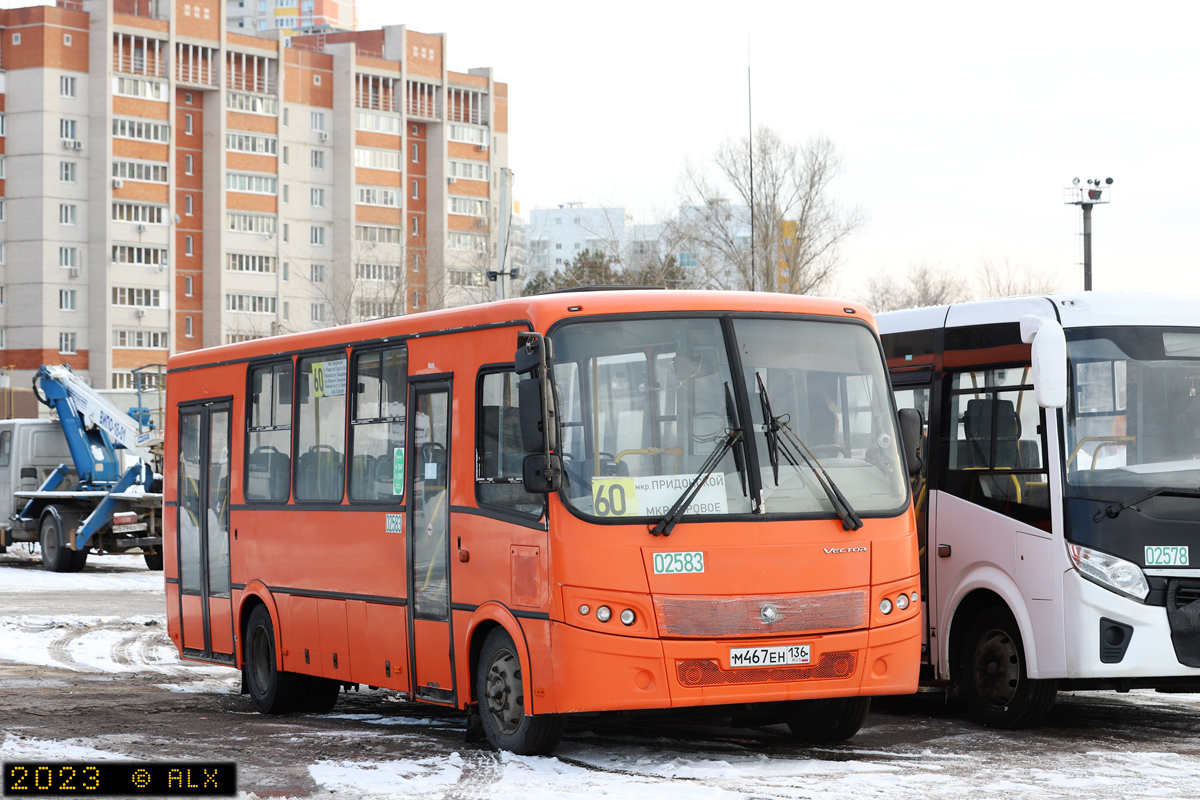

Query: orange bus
[164,289,923,754]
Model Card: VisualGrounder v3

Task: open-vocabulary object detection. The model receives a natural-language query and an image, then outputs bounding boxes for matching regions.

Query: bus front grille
[675,652,857,687]
[653,590,869,638]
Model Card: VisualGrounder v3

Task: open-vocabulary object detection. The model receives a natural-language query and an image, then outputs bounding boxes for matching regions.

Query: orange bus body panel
[164,290,920,720]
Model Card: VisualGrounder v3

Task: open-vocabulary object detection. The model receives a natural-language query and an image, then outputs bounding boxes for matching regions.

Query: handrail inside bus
[1065,436,1136,470]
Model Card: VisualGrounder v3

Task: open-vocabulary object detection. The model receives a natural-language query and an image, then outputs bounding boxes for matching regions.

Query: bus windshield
[550,315,908,521]
[1066,326,1200,493]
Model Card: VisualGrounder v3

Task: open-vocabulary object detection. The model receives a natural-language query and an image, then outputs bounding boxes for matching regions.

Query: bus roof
[169,290,874,373]
[877,291,1200,336]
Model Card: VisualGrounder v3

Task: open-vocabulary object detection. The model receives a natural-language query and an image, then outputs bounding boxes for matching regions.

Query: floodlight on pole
[1064,176,1114,291]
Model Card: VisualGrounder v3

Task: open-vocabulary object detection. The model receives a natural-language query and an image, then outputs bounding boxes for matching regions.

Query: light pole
[1065,176,1113,291]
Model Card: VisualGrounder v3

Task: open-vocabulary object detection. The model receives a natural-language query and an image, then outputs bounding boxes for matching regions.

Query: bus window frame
[347,342,409,506]
[544,309,912,526]
[292,347,351,506]
[243,358,295,505]
[473,362,547,525]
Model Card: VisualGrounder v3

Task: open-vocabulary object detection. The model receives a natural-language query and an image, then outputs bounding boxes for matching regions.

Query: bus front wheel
[784,697,871,743]
[244,605,300,714]
[475,627,564,755]
[958,605,1057,729]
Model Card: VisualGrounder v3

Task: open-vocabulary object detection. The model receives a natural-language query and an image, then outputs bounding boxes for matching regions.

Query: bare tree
[677,127,864,294]
[976,257,1066,299]
[864,264,970,312]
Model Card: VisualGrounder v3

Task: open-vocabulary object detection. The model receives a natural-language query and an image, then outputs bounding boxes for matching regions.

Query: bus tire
[143,551,164,571]
[476,627,564,755]
[784,697,871,743]
[959,604,1057,729]
[244,605,300,714]
[39,508,74,573]
[296,675,340,714]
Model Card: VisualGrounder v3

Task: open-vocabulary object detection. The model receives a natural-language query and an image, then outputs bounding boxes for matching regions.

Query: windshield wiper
[1093,486,1200,522]
[756,373,863,531]
[650,382,744,537]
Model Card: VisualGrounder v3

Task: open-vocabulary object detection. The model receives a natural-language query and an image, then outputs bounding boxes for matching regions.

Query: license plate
[112,523,147,534]
[729,644,810,668]
[1146,545,1189,566]
[652,551,705,574]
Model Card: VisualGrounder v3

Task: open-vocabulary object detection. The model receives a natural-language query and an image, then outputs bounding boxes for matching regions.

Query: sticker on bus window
[312,359,347,398]
[392,447,404,495]
[385,513,403,534]
[592,473,728,518]
[1145,545,1189,566]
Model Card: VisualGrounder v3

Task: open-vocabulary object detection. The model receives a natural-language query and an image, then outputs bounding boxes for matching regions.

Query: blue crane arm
[33,366,122,485]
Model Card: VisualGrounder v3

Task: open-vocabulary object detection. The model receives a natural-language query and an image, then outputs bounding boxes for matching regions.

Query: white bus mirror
[1020,315,1067,409]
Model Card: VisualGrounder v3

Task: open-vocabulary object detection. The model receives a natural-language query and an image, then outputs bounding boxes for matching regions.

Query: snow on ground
[0,550,162,592]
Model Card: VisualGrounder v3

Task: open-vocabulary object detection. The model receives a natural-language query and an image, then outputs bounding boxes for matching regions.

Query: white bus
[880,292,1200,727]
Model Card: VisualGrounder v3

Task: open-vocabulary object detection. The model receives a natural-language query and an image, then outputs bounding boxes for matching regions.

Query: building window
[12,33,19,45]
[185,114,193,135]
[310,263,324,283]
[412,180,419,200]
[282,223,289,242]
[185,92,193,104]
[282,301,289,320]
[60,162,76,183]
[60,76,76,97]
[58,333,76,354]
[282,262,289,280]
[225,293,276,314]
[185,316,193,337]
[59,119,77,141]
[310,302,324,322]
[311,149,324,169]
[185,235,194,256]
[310,187,324,207]
[185,275,193,296]
[310,111,325,131]
[113,329,168,349]
[185,154,193,175]
[63,33,71,46]
[282,145,289,164]
[59,289,76,311]
[310,226,325,245]
[185,194,193,215]
[282,184,289,204]
[112,287,162,307]
[411,143,418,163]
[313,74,321,86]
[59,204,76,225]
[282,107,289,126]
[59,247,78,268]
[411,124,418,135]
[411,217,418,235]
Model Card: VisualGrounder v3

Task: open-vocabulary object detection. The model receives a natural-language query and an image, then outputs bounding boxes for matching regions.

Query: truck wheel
[784,697,872,743]
[959,605,1057,729]
[39,509,74,573]
[244,605,300,714]
[143,551,164,571]
[475,627,564,754]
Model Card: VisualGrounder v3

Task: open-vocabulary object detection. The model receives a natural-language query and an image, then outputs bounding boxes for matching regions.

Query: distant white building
[527,204,632,280]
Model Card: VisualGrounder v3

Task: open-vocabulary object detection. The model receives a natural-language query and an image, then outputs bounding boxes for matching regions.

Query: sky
[358,0,1200,301]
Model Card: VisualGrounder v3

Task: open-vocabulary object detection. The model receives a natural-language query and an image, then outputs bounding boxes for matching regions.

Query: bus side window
[350,345,408,501]
[296,353,347,503]
[246,361,292,502]
[477,369,544,517]
[942,368,1050,528]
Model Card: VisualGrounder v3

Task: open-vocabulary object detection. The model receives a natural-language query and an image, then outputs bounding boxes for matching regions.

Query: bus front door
[177,401,235,663]
[407,381,455,704]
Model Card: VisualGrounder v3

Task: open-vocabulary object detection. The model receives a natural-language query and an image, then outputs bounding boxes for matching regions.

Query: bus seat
[298,445,344,501]
[246,445,290,502]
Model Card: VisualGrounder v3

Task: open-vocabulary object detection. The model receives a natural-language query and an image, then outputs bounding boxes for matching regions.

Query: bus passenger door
[890,369,933,664]
[177,401,235,663]
[407,381,455,704]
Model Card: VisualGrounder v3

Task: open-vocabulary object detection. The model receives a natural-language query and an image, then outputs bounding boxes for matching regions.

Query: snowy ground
[5,551,1200,799]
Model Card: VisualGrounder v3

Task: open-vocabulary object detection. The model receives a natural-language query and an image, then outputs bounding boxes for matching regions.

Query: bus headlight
[1068,543,1149,601]
[596,605,612,623]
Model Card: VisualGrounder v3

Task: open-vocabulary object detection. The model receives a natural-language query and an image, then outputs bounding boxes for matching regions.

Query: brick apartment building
[0,0,508,393]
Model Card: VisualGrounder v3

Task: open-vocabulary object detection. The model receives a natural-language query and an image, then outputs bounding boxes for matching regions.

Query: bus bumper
[545,613,921,714]
[1064,570,1200,679]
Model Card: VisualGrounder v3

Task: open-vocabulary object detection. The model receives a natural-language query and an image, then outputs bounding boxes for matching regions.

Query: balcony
[406,80,441,120]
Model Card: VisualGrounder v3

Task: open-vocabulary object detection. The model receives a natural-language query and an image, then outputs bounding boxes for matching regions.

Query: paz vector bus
[164,289,923,754]
[880,292,1200,728]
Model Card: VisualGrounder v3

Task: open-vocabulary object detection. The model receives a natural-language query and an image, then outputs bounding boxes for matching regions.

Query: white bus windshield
[1066,327,1200,492]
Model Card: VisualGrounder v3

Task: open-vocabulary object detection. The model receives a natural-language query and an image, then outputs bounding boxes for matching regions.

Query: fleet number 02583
[653,551,705,574]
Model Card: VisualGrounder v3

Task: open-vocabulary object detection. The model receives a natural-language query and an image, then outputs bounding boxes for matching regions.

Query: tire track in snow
[443,750,503,799]
[48,626,95,671]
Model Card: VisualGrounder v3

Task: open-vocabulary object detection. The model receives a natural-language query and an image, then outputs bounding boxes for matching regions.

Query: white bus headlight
[1068,543,1149,601]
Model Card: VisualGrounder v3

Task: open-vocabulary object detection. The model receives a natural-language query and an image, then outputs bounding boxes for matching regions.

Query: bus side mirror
[898,407,923,477]
[523,453,562,493]
[1021,315,1067,409]
[518,378,547,452]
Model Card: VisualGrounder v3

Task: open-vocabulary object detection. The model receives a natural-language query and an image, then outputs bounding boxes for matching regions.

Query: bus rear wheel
[784,697,871,743]
[959,605,1057,729]
[244,605,300,714]
[475,628,564,755]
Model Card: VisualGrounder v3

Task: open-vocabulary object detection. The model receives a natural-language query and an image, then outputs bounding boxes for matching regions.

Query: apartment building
[226,0,353,36]
[0,0,509,391]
